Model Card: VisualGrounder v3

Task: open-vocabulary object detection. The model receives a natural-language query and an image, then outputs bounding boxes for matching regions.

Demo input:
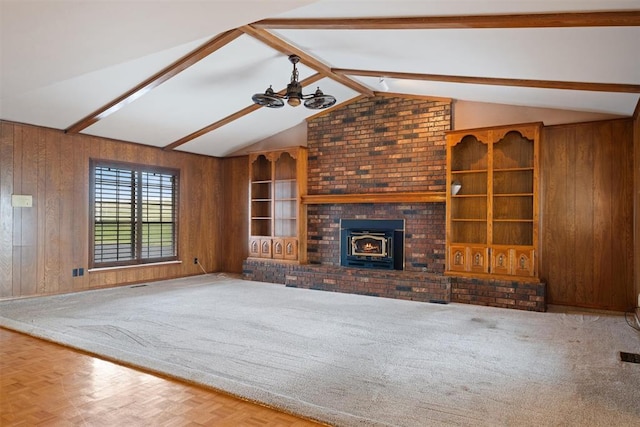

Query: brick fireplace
[243,95,545,311]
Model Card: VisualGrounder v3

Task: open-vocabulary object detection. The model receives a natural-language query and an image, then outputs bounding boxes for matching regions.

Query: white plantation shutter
[91,162,178,267]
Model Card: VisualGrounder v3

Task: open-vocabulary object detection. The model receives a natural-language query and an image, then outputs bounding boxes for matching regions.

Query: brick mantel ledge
[301,191,446,205]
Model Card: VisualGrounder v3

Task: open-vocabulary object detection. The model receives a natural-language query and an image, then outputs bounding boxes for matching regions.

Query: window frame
[89,159,180,269]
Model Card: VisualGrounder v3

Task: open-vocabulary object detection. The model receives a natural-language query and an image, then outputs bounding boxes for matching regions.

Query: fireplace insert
[340,219,404,270]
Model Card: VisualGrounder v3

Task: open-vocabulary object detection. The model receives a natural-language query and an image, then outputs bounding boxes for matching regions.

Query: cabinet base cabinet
[449,246,489,273]
[448,245,535,278]
[249,237,298,261]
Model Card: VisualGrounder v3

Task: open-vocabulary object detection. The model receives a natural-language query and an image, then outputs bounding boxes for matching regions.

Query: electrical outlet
[194,258,198,265]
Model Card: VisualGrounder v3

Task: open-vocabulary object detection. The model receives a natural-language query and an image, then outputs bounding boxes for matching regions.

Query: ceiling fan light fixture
[251,86,285,108]
[252,55,336,110]
[303,87,336,109]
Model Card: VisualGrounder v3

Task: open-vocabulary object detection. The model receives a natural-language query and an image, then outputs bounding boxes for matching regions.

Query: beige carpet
[0,274,639,426]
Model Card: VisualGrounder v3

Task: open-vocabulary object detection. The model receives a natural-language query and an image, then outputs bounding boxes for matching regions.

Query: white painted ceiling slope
[1,0,639,157]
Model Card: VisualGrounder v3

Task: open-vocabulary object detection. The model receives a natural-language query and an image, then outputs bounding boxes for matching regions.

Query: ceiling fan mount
[252,55,337,110]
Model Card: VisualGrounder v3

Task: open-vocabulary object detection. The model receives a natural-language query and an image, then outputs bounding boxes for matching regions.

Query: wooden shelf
[446,122,541,278]
[301,191,446,205]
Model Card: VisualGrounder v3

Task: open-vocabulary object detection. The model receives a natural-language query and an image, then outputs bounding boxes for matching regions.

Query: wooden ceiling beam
[334,68,640,94]
[163,73,324,151]
[253,11,640,30]
[65,29,243,134]
[240,25,374,97]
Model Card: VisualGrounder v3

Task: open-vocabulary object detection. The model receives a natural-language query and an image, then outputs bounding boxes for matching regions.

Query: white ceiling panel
[274,27,640,85]
[0,37,208,130]
[0,0,316,98]
[84,35,318,148]
[277,0,640,18]
[177,78,360,157]
[356,76,640,116]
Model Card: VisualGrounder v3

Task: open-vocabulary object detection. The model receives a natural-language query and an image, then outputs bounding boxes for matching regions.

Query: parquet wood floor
[0,328,327,426]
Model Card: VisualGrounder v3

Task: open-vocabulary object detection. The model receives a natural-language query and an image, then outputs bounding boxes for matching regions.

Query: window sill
[88,260,183,273]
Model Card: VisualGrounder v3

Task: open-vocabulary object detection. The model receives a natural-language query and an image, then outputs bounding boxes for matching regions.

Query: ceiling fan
[252,55,337,110]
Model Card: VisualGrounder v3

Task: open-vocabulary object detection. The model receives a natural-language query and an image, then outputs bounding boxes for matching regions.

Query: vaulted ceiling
[1,1,639,157]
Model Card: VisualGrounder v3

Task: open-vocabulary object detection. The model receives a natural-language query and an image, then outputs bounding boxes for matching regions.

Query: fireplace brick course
[243,95,546,311]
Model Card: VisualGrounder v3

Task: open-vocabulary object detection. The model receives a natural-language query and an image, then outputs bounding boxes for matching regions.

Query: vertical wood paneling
[1,121,225,298]
[611,120,634,306]
[591,123,612,305]
[540,126,569,302]
[541,119,634,310]
[573,125,594,305]
[11,126,23,296]
[73,135,89,291]
[59,131,76,293]
[44,130,62,294]
[0,122,14,297]
[19,126,38,296]
[221,156,249,273]
[35,128,47,295]
[634,104,640,305]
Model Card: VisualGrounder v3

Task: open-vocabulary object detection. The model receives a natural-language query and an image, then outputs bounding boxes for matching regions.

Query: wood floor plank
[0,328,326,426]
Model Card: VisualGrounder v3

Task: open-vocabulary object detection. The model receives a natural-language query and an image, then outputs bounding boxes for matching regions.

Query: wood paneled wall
[540,119,634,310]
[220,155,249,273]
[634,102,640,308]
[0,121,227,298]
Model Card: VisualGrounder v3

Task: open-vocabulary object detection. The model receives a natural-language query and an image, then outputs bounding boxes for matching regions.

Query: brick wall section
[450,277,546,312]
[307,203,446,273]
[307,96,449,194]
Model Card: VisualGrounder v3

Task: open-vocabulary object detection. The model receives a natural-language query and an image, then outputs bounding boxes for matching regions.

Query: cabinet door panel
[469,246,489,273]
[449,246,467,271]
[491,248,512,275]
[513,249,535,277]
[272,238,284,259]
[284,238,298,260]
[259,239,272,258]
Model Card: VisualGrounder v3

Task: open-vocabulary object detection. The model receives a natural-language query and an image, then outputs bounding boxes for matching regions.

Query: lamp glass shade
[451,181,462,195]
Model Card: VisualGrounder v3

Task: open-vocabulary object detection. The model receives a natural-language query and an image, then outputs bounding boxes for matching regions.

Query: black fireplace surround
[340,219,405,270]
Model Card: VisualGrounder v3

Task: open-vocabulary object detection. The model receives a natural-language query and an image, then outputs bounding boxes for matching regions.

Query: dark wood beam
[163,73,324,151]
[334,68,640,93]
[240,25,374,97]
[65,29,243,134]
[253,11,640,30]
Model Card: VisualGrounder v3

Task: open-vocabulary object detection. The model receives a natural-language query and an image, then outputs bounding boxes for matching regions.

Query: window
[90,161,179,268]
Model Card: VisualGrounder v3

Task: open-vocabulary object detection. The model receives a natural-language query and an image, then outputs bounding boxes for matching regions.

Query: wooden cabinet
[249,147,307,262]
[446,123,540,279]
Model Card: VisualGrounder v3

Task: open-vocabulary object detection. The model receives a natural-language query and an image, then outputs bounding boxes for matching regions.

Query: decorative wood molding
[66,29,243,134]
[334,68,640,94]
[252,11,640,30]
[302,192,446,205]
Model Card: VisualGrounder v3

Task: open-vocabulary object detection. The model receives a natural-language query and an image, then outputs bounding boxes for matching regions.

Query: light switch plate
[11,194,33,207]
